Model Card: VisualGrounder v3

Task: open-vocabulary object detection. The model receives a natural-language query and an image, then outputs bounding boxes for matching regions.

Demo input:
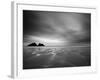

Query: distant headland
[28,42,45,46]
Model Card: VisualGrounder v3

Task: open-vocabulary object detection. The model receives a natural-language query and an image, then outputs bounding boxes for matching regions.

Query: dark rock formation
[28,42,45,46]
[38,43,45,46]
[28,42,37,46]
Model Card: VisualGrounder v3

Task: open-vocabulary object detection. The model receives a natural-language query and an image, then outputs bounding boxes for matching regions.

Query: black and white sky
[23,10,91,46]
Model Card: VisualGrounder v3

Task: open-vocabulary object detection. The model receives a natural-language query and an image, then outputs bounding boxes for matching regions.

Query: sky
[23,10,91,46]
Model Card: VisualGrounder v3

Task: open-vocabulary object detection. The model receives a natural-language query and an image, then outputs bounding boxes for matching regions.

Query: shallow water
[23,46,90,69]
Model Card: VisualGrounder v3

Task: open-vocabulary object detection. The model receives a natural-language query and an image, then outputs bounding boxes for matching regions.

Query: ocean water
[23,46,90,69]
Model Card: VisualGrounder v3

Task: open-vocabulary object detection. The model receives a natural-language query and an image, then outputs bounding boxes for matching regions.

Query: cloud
[23,10,91,46]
